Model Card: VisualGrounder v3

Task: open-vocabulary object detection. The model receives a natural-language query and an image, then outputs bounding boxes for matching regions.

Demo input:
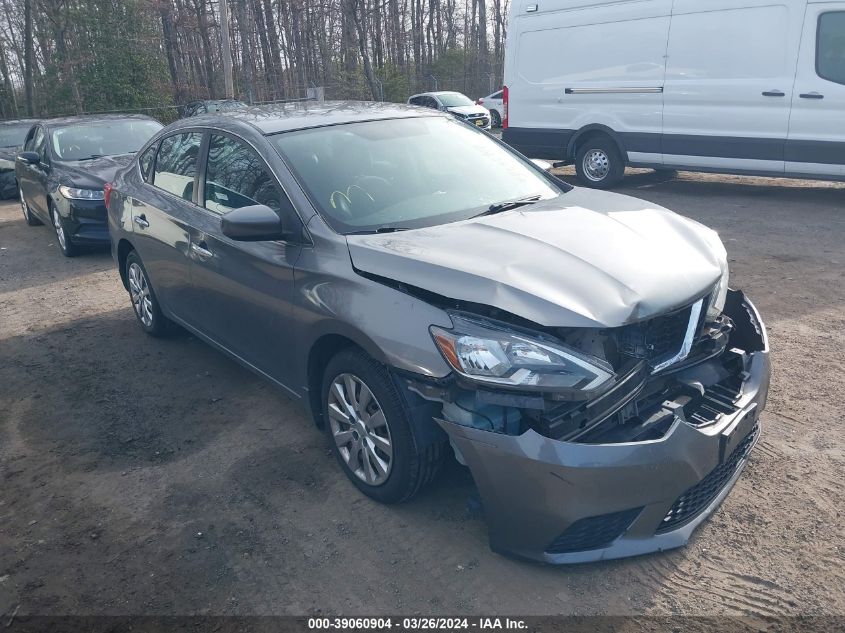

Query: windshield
[0,124,33,148]
[51,119,163,161]
[271,116,563,234]
[437,93,475,107]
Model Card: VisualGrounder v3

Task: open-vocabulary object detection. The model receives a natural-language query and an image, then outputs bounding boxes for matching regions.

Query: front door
[786,6,845,178]
[185,132,302,389]
[18,126,50,219]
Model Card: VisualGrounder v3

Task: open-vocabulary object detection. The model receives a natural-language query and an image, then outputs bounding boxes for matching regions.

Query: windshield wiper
[75,154,105,161]
[346,226,410,235]
[482,194,543,215]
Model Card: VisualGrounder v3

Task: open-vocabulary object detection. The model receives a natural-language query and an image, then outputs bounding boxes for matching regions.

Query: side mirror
[17,151,40,165]
[530,158,553,172]
[221,204,292,242]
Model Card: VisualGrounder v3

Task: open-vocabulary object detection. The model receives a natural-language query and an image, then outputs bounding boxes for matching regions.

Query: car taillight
[477,98,484,105]
[502,86,509,129]
[103,182,113,210]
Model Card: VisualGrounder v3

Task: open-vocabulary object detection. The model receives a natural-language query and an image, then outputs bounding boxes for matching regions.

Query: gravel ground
[0,171,843,619]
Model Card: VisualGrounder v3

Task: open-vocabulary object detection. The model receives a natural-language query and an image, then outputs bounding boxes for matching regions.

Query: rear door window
[138,143,157,182]
[818,12,845,85]
[32,127,47,162]
[153,132,203,201]
[203,134,287,216]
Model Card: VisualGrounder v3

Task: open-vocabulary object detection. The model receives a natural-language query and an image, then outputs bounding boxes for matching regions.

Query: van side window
[818,12,845,85]
[153,132,203,201]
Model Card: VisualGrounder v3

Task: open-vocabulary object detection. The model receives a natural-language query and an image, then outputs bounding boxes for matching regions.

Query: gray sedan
[106,102,770,564]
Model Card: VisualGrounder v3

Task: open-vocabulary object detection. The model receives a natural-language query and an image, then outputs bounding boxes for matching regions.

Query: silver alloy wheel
[583,149,611,182]
[327,373,393,486]
[52,209,67,250]
[127,262,154,327]
[19,189,28,220]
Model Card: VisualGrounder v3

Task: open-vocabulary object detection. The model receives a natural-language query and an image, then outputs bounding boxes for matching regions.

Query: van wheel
[575,137,625,188]
[322,348,445,504]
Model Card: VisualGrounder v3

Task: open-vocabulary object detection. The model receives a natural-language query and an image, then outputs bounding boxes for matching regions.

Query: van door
[662,0,803,174]
[503,0,672,162]
[786,6,845,178]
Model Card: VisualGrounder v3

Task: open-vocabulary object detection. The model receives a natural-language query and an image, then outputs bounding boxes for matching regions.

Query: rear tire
[322,348,445,504]
[575,136,625,189]
[20,189,41,226]
[125,250,172,337]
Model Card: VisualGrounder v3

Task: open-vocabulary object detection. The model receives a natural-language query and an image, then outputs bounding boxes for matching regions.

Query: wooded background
[0,0,509,120]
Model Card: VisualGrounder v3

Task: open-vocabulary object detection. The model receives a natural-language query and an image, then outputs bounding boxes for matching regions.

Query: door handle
[762,90,785,97]
[133,214,149,229]
[799,92,824,100]
[191,241,214,259]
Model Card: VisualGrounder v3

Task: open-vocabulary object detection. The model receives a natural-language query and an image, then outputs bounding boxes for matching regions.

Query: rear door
[662,0,803,173]
[786,6,845,177]
[130,130,204,319]
[184,132,303,388]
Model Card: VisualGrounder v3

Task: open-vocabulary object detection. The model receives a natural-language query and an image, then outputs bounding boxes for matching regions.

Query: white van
[501,0,845,187]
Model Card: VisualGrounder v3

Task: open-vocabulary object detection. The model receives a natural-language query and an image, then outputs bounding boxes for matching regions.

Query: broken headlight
[706,262,730,321]
[704,232,729,321]
[430,313,614,393]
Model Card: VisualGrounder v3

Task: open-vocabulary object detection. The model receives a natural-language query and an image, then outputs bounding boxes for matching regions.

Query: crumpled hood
[446,105,488,117]
[59,154,134,188]
[347,188,725,328]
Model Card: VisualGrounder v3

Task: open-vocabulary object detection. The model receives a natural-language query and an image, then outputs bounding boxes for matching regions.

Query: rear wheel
[20,189,41,226]
[322,348,445,504]
[50,206,77,257]
[125,250,172,337]
[575,136,625,189]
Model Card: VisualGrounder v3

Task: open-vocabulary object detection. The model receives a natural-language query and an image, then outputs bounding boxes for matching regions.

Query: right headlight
[706,260,730,321]
[430,313,614,395]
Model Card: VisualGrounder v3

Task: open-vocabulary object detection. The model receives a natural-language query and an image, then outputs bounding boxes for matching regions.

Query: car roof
[167,100,445,135]
[39,113,161,129]
[0,118,39,126]
[412,91,464,97]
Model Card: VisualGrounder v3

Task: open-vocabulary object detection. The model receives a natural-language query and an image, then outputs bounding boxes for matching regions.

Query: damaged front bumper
[428,290,770,563]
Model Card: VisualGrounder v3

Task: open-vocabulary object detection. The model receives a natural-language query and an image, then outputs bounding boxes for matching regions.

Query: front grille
[546,507,642,554]
[684,376,743,427]
[465,114,489,126]
[616,304,693,362]
[657,424,759,533]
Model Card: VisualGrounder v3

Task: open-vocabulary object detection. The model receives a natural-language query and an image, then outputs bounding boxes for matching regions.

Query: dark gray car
[106,102,770,564]
[16,114,162,256]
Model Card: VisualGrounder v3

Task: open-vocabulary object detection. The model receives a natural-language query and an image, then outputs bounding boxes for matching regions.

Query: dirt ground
[1,171,843,619]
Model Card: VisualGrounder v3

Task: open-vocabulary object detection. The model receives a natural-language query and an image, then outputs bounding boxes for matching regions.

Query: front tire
[490,109,502,128]
[575,137,625,189]
[322,348,445,504]
[125,250,172,337]
[50,206,77,257]
[20,189,41,226]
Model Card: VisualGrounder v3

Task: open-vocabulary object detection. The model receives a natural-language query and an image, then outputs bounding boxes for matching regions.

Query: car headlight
[430,313,614,394]
[706,263,729,321]
[59,185,104,201]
